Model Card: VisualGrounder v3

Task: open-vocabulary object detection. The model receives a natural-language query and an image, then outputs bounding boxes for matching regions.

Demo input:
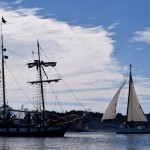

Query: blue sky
[0,0,150,114]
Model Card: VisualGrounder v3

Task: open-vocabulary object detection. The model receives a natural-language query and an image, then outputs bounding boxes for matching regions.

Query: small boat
[101,64,150,134]
[0,17,78,137]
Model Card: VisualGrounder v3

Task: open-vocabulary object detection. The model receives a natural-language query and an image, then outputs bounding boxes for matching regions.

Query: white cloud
[14,0,23,4]
[0,5,150,114]
[132,28,150,44]
[107,21,120,30]
[0,0,23,6]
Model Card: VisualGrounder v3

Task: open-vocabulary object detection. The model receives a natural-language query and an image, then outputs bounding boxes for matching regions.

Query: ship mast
[37,40,45,113]
[28,40,60,119]
[1,17,8,118]
[126,64,132,122]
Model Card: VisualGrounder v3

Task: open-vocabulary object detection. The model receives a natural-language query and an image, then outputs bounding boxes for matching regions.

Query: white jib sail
[127,77,148,122]
[101,80,126,122]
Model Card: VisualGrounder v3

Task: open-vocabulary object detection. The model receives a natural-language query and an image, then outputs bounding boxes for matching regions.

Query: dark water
[0,132,149,150]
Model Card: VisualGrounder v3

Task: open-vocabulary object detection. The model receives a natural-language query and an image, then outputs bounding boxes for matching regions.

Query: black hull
[0,126,68,137]
[116,127,150,134]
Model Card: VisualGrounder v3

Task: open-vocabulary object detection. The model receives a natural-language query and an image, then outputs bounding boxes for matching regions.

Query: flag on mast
[2,17,7,24]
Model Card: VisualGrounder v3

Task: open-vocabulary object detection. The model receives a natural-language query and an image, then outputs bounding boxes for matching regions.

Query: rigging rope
[41,64,64,112]
[4,44,87,111]
[5,62,36,108]
[7,49,30,62]
[49,83,64,112]
[39,45,87,111]
[7,50,38,108]
[55,68,87,111]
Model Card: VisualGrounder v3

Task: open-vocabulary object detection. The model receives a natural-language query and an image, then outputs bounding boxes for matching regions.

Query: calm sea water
[0,132,150,150]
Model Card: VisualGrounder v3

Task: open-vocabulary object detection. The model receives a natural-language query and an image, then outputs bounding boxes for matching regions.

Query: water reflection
[0,132,149,150]
[0,138,10,150]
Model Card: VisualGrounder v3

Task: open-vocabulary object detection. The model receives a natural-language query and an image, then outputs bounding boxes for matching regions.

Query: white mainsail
[101,65,148,123]
[101,80,126,122]
[127,73,148,122]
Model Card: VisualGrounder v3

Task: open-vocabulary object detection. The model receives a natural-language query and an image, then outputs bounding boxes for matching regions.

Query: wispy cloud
[12,0,23,4]
[107,21,120,30]
[132,28,150,44]
[0,0,23,6]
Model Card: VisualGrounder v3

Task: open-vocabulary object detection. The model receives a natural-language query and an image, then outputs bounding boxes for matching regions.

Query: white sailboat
[102,64,150,134]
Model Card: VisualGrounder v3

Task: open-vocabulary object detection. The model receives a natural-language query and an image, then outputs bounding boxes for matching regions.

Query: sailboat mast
[1,22,6,118]
[126,64,132,122]
[37,40,45,114]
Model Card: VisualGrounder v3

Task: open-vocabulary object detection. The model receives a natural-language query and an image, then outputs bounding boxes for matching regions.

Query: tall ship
[0,17,79,137]
[101,64,150,134]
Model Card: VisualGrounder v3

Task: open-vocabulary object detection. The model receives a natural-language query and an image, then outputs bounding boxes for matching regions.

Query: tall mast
[37,40,45,113]
[27,40,60,120]
[1,17,8,118]
[126,64,132,122]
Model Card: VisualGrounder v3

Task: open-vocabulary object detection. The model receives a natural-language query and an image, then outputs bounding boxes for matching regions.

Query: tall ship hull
[0,125,68,137]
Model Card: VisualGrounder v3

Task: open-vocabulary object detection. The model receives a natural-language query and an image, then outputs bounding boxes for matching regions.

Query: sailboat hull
[116,127,150,134]
[0,125,68,137]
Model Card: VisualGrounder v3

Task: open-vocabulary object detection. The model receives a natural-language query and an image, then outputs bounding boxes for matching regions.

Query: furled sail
[101,79,126,122]
[127,73,148,122]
